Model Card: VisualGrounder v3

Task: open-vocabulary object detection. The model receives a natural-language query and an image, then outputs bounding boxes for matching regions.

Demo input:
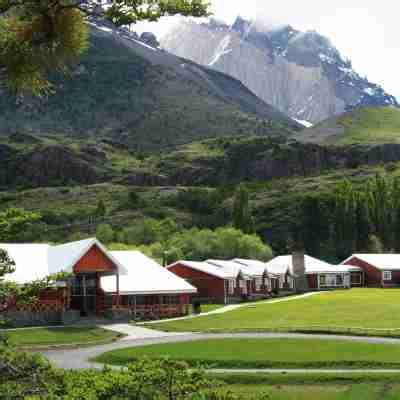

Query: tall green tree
[0,208,43,242]
[0,248,15,305]
[0,0,209,94]
[233,184,254,234]
[94,199,107,218]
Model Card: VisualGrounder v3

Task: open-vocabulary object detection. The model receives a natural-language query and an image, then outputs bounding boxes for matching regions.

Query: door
[70,274,97,316]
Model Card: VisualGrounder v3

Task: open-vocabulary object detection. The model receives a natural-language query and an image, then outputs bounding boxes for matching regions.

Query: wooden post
[116,273,120,308]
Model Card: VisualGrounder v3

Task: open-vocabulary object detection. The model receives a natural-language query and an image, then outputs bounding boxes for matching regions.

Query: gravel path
[40,331,400,370]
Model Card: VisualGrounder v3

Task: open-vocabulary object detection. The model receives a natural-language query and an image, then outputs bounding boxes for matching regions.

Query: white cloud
[136,0,400,100]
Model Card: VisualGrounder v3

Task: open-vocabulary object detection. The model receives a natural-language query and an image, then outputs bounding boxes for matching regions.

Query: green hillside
[0,26,298,151]
[297,107,400,145]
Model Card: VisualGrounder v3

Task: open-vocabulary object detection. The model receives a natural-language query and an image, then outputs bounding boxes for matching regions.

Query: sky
[137,0,400,100]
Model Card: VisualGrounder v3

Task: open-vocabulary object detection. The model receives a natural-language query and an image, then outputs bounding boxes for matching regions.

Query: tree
[0,248,15,310]
[0,208,43,242]
[94,199,107,218]
[233,184,254,234]
[0,248,15,278]
[96,223,114,244]
[0,0,210,94]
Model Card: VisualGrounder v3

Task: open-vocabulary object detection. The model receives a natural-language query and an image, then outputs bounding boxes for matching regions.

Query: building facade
[343,254,400,287]
[1,238,196,325]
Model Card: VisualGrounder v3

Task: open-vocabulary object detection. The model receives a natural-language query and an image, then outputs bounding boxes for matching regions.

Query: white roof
[266,255,358,275]
[343,254,400,271]
[206,259,247,277]
[0,239,196,295]
[0,244,51,284]
[101,251,196,295]
[168,260,238,279]
[233,259,268,276]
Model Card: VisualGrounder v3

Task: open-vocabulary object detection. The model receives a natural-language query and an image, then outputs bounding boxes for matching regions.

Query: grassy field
[217,372,400,400]
[94,338,400,368]
[148,289,400,334]
[200,304,224,313]
[224,383,400,399]
[2,327,120,347]
[298,106,400,145]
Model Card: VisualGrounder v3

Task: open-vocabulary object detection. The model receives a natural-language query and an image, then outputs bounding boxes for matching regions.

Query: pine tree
[233,184,254,234]
[95,199,106,218]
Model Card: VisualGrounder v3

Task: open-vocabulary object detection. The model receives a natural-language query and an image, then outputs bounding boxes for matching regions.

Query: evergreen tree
[0,0,209,94]
[233,184,254,234]
[95,199,107,218]
[95,224,114,244]
[354,193,371,252]
[298,195,329,257]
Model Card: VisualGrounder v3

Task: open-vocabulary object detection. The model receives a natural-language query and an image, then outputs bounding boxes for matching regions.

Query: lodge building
[0,238,196,325]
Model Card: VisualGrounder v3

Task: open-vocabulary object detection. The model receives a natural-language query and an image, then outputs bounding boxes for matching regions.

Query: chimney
[292,251,309,293]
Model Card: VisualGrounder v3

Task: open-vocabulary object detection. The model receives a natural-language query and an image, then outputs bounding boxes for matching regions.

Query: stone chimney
[292,251,309,293]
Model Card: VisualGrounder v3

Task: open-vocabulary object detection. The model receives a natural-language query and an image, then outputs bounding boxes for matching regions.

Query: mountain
[297,106,400,145]
[161,17,398,124]
[0,19,299,151]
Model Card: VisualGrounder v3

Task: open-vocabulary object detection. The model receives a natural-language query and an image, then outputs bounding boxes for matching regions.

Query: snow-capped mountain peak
[160,16,398,123]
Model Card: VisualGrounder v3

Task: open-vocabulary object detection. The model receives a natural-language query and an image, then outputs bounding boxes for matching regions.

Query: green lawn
[148,289,400,334]
[94,338,400,369]
[200,304,225,313]
[218,373,400,400]
[224,383,400,400]
[2,326,120,347]
[337,107,400,145]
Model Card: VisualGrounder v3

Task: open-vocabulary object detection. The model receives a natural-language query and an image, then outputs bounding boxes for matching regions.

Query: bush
[95,224,114,244]
[1,343,255,399]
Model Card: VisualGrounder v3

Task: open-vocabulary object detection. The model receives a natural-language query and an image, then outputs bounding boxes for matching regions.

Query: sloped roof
[101,251,196,295]
[343,254,400,271]
[0,244,50,284]
[0,239,195,295]
[168,260,238,279]
[233,258,268,276]
[206,259,246,277]
[266,255,359,275]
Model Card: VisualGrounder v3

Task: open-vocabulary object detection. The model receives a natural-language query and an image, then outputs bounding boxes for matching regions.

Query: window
[351,273,361,285]
[255,277,263,291]
[319,274,346,287]
[265,277,271,290]
[383,271,392,281]
[228,280,235,295]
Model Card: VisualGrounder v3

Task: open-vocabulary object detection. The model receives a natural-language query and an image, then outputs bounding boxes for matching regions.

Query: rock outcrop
[161,17,398,124]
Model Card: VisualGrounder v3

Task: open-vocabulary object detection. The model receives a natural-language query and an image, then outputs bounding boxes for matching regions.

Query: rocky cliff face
[161,17,398,124]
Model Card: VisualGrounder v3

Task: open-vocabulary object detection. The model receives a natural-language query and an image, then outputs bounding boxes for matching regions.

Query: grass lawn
[2,326,120,347]
[94,338,400,369]
[223,383,400,400]
[148,289,400,334]
[200,304,224,313]
[217,373,400,400]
